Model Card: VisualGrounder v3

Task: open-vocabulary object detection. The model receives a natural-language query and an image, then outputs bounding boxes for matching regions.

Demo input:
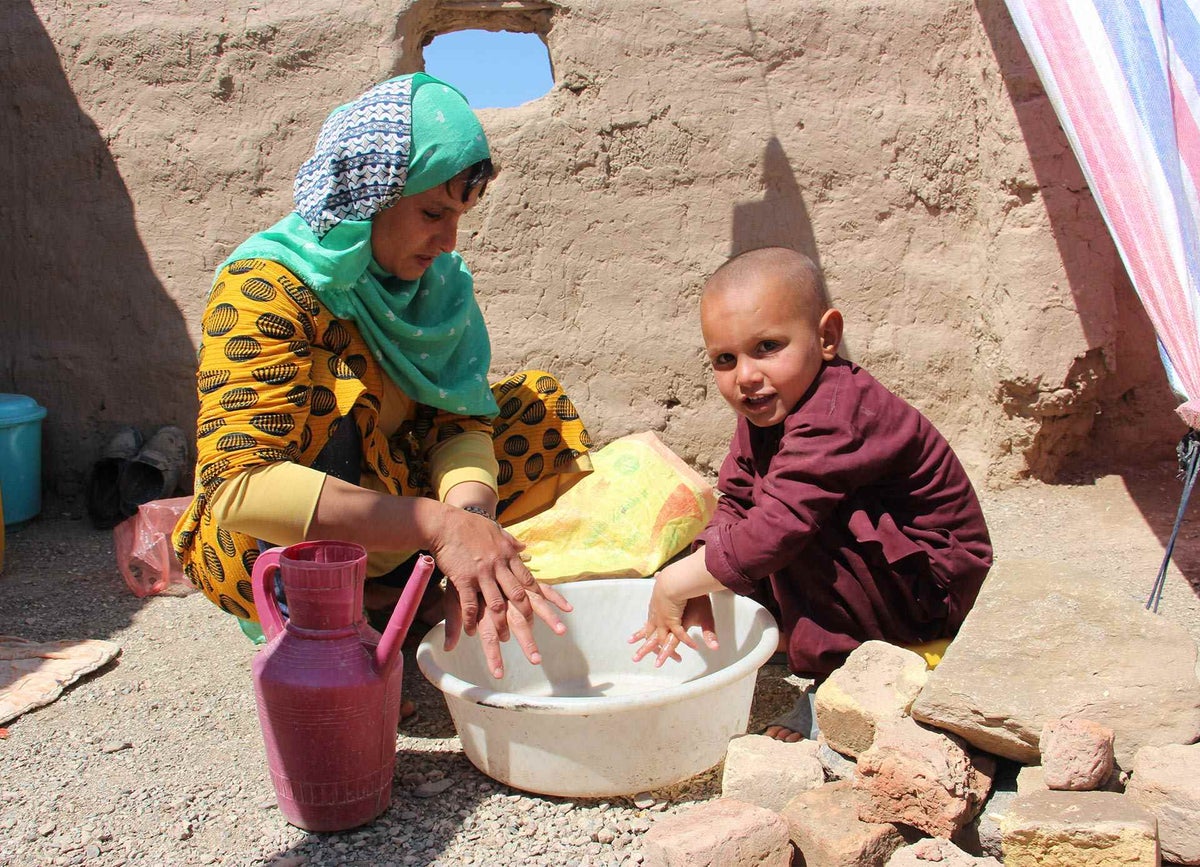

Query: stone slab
[911,559,1200,767]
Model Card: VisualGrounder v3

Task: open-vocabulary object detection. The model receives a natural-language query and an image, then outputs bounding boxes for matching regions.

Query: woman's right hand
[429,508,572,678]
[309,479,570,676]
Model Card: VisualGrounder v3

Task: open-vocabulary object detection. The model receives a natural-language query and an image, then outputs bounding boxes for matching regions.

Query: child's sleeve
[706,450,755,528]
[699,417,875,593]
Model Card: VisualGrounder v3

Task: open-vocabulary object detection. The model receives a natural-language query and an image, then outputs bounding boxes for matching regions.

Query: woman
[173,74,592,678]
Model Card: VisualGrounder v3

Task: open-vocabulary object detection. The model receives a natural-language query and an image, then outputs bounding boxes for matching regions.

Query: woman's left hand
[451,580,569,679]
[431,507,571,677]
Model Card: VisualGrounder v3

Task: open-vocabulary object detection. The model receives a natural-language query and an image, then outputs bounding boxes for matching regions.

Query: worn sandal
[85,426,144,529]
[118,425,189,516]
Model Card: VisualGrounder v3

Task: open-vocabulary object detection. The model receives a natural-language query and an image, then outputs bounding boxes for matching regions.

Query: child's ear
[818,309,843,360]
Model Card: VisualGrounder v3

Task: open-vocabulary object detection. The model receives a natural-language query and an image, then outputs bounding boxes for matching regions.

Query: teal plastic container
[0,394,48,525]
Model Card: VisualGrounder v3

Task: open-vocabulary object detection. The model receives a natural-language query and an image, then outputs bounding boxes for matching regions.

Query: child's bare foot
[763,690,818,742]
[763,722,807,742]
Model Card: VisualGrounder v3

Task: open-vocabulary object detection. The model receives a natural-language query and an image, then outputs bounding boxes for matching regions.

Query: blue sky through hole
[424,30,554,109]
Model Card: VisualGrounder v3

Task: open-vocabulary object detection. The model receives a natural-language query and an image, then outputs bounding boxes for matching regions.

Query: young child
[631,247,992,740]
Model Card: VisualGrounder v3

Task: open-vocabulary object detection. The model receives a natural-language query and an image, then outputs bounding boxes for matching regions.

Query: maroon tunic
[697,357,992,677]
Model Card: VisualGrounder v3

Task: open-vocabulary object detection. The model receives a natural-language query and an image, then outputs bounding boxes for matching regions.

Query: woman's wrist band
[461,505,499,524]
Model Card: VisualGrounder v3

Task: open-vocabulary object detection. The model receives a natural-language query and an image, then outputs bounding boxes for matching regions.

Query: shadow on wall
[0,1,198,502]
[730,136,854,362]
[976,0,1183,467]
[977,0,1194,599]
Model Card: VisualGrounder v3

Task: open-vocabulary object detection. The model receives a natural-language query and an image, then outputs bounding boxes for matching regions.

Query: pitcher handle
[251,546,286,641]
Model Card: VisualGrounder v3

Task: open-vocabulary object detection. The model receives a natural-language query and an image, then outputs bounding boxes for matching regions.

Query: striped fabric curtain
[1003,0,1200,609]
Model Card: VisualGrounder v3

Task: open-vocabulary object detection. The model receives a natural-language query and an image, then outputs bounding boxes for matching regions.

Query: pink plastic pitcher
[251,540,434,832]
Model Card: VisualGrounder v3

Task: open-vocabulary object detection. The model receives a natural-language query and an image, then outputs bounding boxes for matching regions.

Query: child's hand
[629,575,719,667]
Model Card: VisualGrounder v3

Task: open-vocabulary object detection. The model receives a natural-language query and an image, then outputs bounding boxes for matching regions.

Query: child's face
[701,275,841,427]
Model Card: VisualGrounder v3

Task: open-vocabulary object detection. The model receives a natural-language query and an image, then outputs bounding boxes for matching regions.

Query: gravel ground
[2,461,1198,867]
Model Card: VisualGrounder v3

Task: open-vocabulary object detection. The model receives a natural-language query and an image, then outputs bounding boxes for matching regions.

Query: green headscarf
[219,73,498,416]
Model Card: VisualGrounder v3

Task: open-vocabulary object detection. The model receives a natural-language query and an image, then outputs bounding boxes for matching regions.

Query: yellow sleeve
[429,430,499,500]
[208,462,326,546]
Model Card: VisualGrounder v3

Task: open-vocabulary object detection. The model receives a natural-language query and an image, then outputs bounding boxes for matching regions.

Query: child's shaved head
[699,246,842,427]
[704,247,829,326]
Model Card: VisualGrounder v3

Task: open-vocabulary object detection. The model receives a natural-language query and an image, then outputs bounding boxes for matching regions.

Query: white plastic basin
[416,579,779,797]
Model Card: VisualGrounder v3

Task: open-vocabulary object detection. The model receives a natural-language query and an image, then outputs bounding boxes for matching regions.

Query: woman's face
[370,175,481,280]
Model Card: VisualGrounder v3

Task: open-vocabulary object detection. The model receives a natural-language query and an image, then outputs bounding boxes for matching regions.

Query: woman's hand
[431,507,571,678]
[310,476,571,677]
[456,581,570,679]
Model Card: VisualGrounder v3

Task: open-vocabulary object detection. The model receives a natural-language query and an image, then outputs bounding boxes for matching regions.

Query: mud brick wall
[1,0,1183,496]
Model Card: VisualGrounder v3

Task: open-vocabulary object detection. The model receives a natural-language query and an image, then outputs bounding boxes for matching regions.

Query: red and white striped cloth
[1005,0,1200,429]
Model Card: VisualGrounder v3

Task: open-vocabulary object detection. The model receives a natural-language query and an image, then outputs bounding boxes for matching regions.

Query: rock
[413,778,455,798]
[1015,765,1046,794]
[780,780,905,866]
[952,761,1021,860]
[1125,742,1200,865]
[911,559,1200,768]
[815,640,929,759]
[1000,789,1158,866]
[886,837,1000,865]
[641,798,791,867]
[957,785,1017,861]
[720,733,825,812]
[1040,718,1114,791]
[817,738,858,781]
[855,718,995,838]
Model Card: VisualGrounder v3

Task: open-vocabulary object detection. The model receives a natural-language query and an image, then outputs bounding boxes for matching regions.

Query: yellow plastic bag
[507,432,717,583]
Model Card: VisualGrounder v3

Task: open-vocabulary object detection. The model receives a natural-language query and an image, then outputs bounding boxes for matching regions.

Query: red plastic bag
[112,496,195,598]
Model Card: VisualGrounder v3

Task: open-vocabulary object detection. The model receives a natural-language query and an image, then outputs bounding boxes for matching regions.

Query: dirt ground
[2,460,1198,866]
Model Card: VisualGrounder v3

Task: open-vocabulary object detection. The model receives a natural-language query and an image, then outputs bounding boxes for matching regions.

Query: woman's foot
[400,698,417,722]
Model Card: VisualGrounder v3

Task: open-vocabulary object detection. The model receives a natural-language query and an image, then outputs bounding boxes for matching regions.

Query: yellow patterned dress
[172,258,591,622]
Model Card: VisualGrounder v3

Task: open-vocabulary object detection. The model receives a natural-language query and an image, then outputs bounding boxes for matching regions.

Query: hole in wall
[424,30,554,108]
